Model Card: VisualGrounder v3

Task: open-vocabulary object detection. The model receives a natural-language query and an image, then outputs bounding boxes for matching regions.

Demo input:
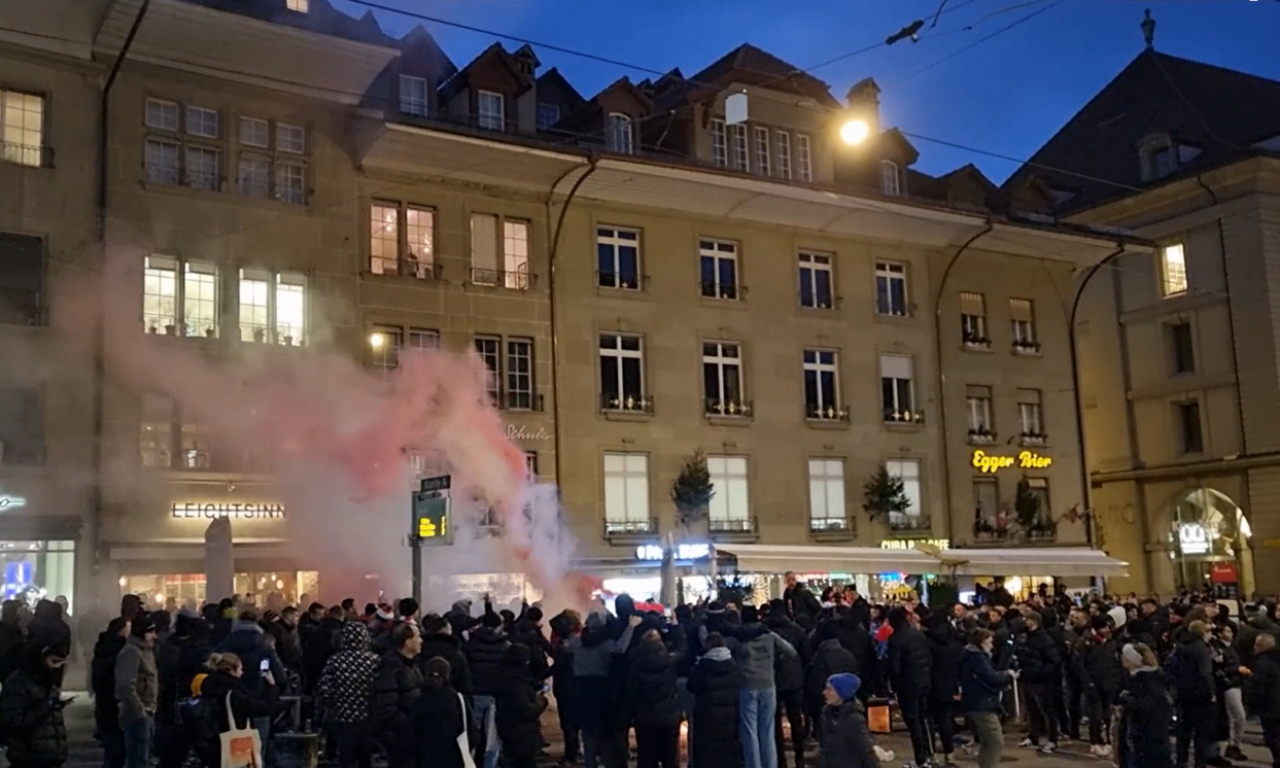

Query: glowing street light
[840,118,870,146]
[369,332,385,349]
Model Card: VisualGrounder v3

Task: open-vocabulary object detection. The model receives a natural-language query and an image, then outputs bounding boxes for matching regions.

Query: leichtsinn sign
[971,450,1053,474]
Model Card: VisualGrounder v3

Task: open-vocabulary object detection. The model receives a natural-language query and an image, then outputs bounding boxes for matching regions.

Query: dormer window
[1139,134,1193,182]
[477,91,505,131]
[285,0,308,12]
[881,160,901,197]
[537,103,560,130]
[399,75,428,117]
[606,113,633,154]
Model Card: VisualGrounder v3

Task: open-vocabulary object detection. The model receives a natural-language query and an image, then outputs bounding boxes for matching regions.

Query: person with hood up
[548,610,582,765]
[818,673,881,768]
[763,602,809,768]
[510,606,553,684]
[445,599,476,638]
[622,623,688,768]
[1117,643,1172,768]
[114,614,159,768]
[805,620,857,741]
[689,632,742,768]
[887,606,933,768]
[213,608,284,750]
[154,613,210,768]
[465,610,511,768]
[316,620,380,768]
[1012,609,1061,755]
[1071,613,1124,758]
[571,605,640,768]
[26,600,71,683]
[959,628,1016,768]
[189,652,279,768]
[492,643,548,768]
[0,599,26,681]
[730,605,798,768]
[372,623,423,768]
[419,614,473,696]
[926,608,964,765]
[93,617,130,768]
[411,657,475,768]
[1245,632,1280,768]
[1170,619,1217,768]
[0,643,71,768]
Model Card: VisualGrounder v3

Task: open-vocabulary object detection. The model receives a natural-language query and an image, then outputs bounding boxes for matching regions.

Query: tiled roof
[660,43,841,110]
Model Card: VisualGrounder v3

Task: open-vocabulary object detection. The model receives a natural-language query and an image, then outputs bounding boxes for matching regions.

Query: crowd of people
[0,578,1276,768]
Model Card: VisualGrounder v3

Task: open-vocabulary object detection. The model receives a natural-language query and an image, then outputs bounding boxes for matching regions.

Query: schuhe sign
[171,502,286,520]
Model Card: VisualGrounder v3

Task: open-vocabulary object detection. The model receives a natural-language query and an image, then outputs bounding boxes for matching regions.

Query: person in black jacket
[1014,610,1061,754]
[0,599,25,682]
[548,610,582,764]
[0,644,71,768]
[27,600,71,687]
[782,574,821,622]
[411,657,475,768]
[92,617,130,768]
[926,609,964,764]
[1071,614,1123,758]
[887,606,932,767]
[301,606,343,698]
[154,614,211,768]
[1117,643,1172,768]
[763,603,808,768]
[806,621,857,741]
[419,615,473,697]
[492,644,547,768]
[509,607,553,684]
[1171,620,1216,768]
[818,673,880,768]
[1245,633,1280,768]
[465,612,510,768]
[189,652,279,768]
[1213,624,1248,762]
[689,633,742,768]
[623,626,687,768]
[372,624,423,768]
[959,629,1015,768]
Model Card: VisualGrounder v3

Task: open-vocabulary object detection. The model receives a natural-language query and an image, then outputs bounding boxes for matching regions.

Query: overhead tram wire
[896,0,1067,83]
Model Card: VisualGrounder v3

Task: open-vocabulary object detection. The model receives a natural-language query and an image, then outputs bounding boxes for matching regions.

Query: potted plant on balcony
[863,464,910,529]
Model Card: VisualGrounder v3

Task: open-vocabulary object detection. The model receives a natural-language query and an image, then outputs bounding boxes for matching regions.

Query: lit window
[0,90,44,167]
[702,341,743,415]
[875,261,908,316]
[474,336,501,404]
[536,103,560,130]
[238,269,269,343]
[707,455,750,530]
[142,255,178,335]
[142,255,218,338]
[596,227,641,290]
[885,458,922,525]
[798,251,833,309]
[604,452,650,532]
[276,123,305,154]
[699,239,739,300]
[960,291,988,347]
[1160,243,1188,296]
[399,75,428,117]
[966,385,993,438]
[477,90,505,131]
[881,160,901,197]
[183,262,218,338]
[802,348,841,420]
[503,220,530,289]
[1010,298,1038,352]
[370,202,435,279]
[880,353,916,422]
[185,106,219,139]
[181,423,211,470]
[606,113,633,154]
[808,459,847,531]
[754,126,770,176]
[599,334,646,412]
[730,124,749,171]
[796,133,812,182]
[238,269,306,346]
[370,325,403,371]
[139,394,173,469]
[775,130,792,179]
[711,118,727,167]
[145,98,179,131]
[285,0,308,11]
[275,273,306,346]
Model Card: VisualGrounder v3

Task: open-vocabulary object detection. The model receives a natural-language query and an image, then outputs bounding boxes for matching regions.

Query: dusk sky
[334,0,1280,183]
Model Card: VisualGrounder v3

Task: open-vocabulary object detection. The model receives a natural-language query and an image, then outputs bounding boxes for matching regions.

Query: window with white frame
[702,341,744,415]
[1,90,44,167]
[798,251,834,309]
[596,227,641,290]
[145,99,180,131]
[875,261,908,316]
[144,99,226,190]
[524,451,538,482]
[886,458,922,526]
[960,291,988,346]
[145,138,180,186]
[1025,477,1050,524]
[277,123,305,154]
[973,478,999,526]
[186,106,219,139]
[880,353,916,422]
[796,133,813,181]
[707,455,750,529]
[711,118,727,167]
[1018,388,1045,440]
[185,145,220,191]
[399,75,429,116]
[881,160,901,197]
[477,90,505,131]
[1010,298,1038,350]
[730,123,749,171]
[370,324,404,372]
[408,327,439,351]
[966,385,993,438]
[470,214,531,289]
[142,255,219,338]
[370,201,435,278]
[536,103,560,130]
[474,336,501,403]
[1160,243,1188,296]
[505,337,535,410]
[285,0,308,11]
[699,239,739,300]
[803,348,841,419]
[606,113,634,154]
[603,452,650,532]
[238,268,306,346]
[235,115,308,204]
[775,130,792,179]
[599,333,646,411]
[808,458,847,531]
[753,126,770,176]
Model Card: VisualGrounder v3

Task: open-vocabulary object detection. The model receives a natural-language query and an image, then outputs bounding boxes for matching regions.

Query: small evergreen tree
[672,449,715,529]
[863,464,910,522]
[1015,476,1042,529]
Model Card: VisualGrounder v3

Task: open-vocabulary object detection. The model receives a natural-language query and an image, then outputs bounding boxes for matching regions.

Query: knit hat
[131,615,156,637]
[1121,644,1143,668]
[827,673,861,702]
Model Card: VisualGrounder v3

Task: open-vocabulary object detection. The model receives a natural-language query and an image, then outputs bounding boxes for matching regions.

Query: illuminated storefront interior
[121,570,320,609]
[0,540,75,612]
[1171,488,1253,596]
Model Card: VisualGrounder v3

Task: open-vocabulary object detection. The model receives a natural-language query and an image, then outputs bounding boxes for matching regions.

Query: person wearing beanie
[818,673,880,768]
[114,615,159,768]
[1170,618,1216,768]
[1070,613,1123,758]
[0,644,72,768]
[465,607,512,768]
[1117,642,1173,768]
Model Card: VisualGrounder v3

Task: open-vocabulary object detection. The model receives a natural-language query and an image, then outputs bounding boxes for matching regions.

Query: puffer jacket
[959,645,1012,714]
[623,633,685,730]
[730,623,797,690]
[1071,631,1124,696]
[316,621,379,724]
[1169,632,1215,703]
[1014,627,1061,687]
[509,619,552,682]
[819,697,878,768]
[927,618,965,703]
[807,638,858,710]
[419,632,472,696]
[762,612,808,692]
[492,645,547,760]
[216,621,284,696]
[372,649,423,756]
[114,635,159,726]
[0,651,69,766]
[92,631,127,732]
[887,623,932,696]
[464,627,510,696]
[688,648,741,768]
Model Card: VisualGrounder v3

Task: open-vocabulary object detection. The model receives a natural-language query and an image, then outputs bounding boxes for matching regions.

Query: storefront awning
[717,545,939,575]
[938,547,1129,578]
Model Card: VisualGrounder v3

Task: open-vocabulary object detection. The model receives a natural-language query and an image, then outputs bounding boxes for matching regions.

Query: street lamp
[840,118,870,146]
[369,332,385,349]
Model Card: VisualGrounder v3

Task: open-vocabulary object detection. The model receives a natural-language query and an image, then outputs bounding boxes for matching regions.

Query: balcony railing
[887,512,931,532]
[962,331,992,350]
[704,399,753,419]
[600,392,653,415]
[884,408,926,425]
[1020,431,1049,447]
[470,266,534,290]
[810,517,855,537]
[972,522,1011,542]
[503,391,544,412]
[799,293,841,310]
[1012,338,1043,354]
[370,256,442,281]
[699,281,744,300]
[710,517,757,533]
[806,405,850,423]
[604,518,658,539]
[596,271,645,291]
[967,427,996,444]
[1,141,53,169]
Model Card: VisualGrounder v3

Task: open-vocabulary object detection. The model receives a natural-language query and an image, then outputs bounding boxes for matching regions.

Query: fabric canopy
[936,547,1129,578]
[716,544,1128,579]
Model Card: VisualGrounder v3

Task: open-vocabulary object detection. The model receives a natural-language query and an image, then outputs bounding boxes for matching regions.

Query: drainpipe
[545,156,599,489]
[92,0,150,571]
[932,220,993,544]
[1068,243,1128,550]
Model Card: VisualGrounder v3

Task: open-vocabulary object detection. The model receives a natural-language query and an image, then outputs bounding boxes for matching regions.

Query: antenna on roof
[1141,9,1156,51]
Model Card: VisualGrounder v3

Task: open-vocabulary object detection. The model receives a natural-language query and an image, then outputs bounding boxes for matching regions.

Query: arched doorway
[1169,488,1253,597]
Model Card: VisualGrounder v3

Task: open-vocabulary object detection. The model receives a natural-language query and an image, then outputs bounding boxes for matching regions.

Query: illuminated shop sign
[880,539,950,551]
[1178,523,1211,555]
[0,493,27,511]
[635,544,711,561]
[971,449,1053,474]
[171,502,285,520]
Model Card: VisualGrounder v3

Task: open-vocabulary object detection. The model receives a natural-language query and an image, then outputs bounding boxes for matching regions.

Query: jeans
[969,711,1003,768]
[331,720,376,768]
[1176,699,1215,768]
[472,695,500,768]
[99,728,125,768]
[774,688,805,768]
[123,716,155,768]
[636,725,680,768]
[1223,687,1245,749]
[899,692,933,765]
[739,687,778,768]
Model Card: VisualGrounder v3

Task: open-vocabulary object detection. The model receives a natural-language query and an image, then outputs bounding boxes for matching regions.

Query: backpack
[180,694,223,762]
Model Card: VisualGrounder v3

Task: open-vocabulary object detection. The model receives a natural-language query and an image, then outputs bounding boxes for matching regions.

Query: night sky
[336,0,1280,183]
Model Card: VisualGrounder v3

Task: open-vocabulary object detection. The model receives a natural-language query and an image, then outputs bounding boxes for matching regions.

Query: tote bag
[457,692,477,768]
[220,693,264,768]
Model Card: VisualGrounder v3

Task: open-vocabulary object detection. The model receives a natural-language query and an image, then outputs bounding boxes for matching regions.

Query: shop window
[0,540,75,612]
[0,386,44,465]
[121,570,318,610]
[707,455,750,532]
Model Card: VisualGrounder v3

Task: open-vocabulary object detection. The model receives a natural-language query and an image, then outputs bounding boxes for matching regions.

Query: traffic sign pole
[411,476,452,605]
